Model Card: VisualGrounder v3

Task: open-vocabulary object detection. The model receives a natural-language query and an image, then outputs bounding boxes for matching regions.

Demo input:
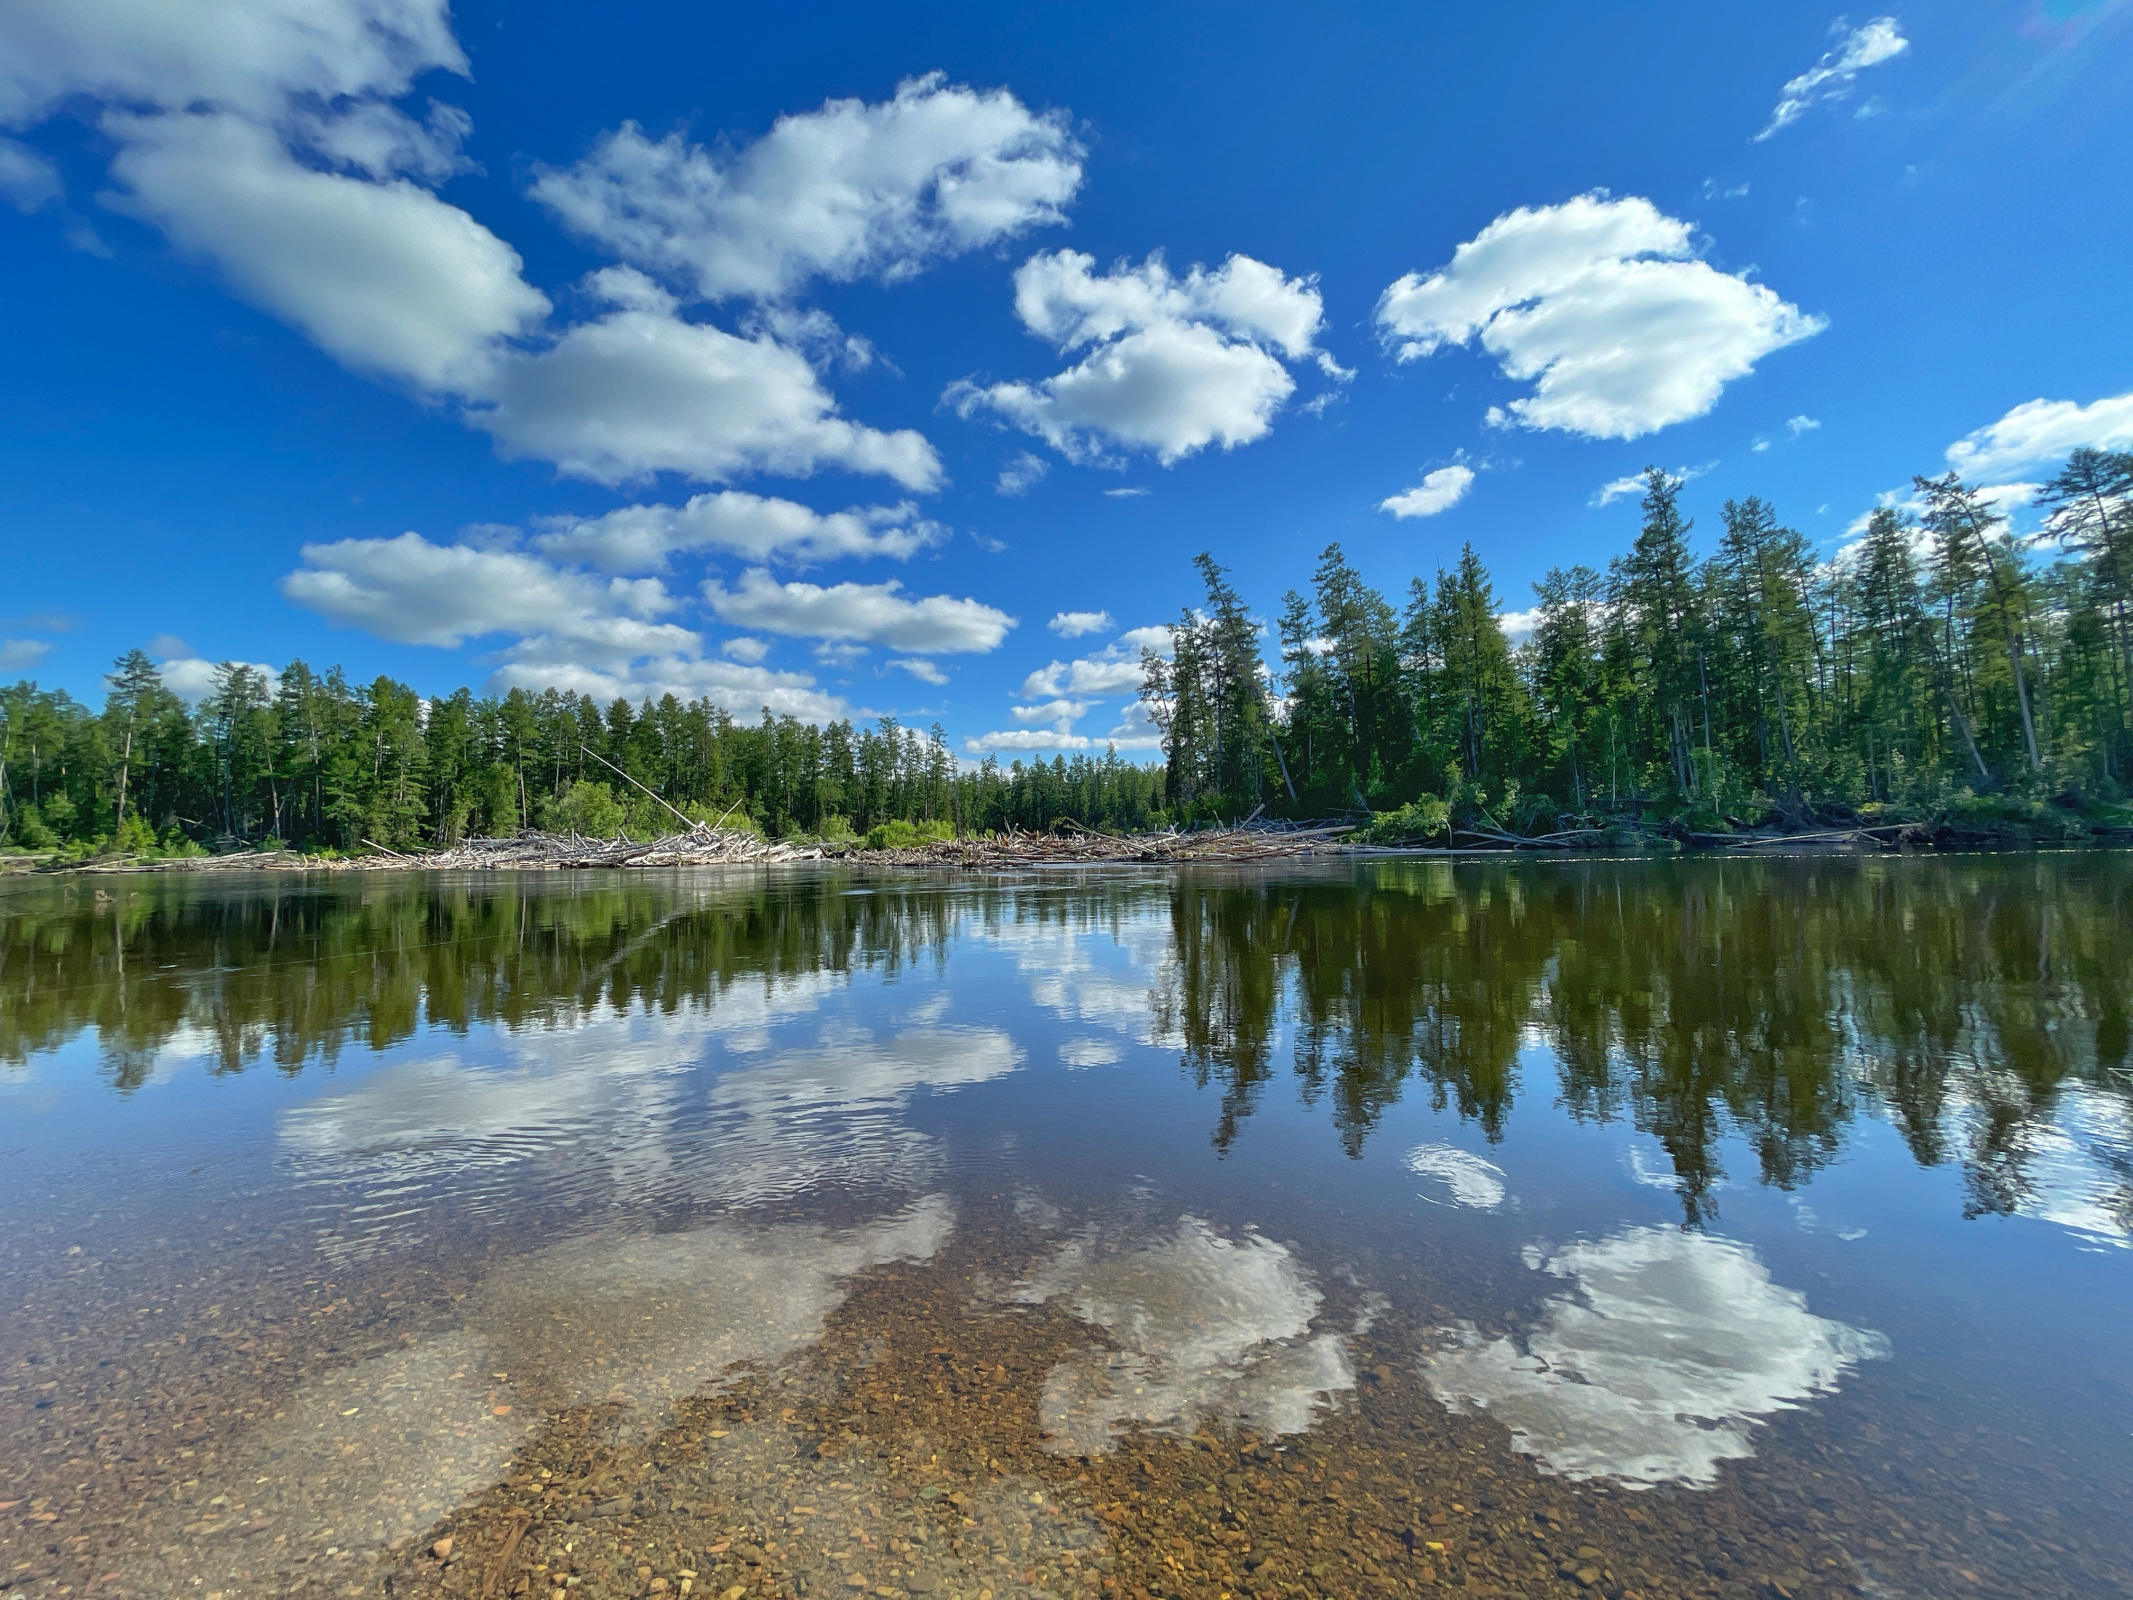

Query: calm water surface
[1,857,2129,1600]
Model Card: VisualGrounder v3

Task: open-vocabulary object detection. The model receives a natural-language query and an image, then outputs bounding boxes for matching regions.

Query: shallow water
[1,856,2129,1600]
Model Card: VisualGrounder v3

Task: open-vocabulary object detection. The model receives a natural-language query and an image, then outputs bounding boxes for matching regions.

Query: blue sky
[4,0,2131,755]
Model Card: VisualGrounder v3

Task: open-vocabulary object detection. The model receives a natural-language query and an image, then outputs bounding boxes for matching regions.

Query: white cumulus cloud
[1010,698,1094,727]
[705,570,1016,654]
[1945,391,2133,481]
[1375,192,1824,440]
[156,657,283,703]
[469,269,940,489]
[281,531,692,656]
[0,638,55,671]
[104,108,547,393]
[530,73,1082,304]
[1048,609,1113,638]
[3,0,948,496]
[1756,17,1910,142]
[1496,607,1543,645]
[534,490,942,573]
[1381,464,1474,519]
[0,0,464,124]
[950,250,1332,464]
[965,728,1092,753]
[282,533,857,718]
[1019,624,1171,698]
[497,656,846,722]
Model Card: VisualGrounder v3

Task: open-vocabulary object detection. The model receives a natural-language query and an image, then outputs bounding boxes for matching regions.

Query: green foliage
[1143,554,1277,816]
[1160,454,2133,834]
[1938,789,2093,840]
[535,779,627,839]
[1357,796,1451,845]
[3,662,1163,854]
[863,817,955,849]
[12,805,60,851]
[113,813,158,853]
[9,451,2133,855]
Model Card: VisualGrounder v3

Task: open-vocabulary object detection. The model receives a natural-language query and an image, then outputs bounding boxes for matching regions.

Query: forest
[1156,453,2133,840]
[2,450,2129,857]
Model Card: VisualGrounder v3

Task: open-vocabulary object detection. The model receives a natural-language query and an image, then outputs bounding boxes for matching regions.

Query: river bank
[8,808,2133,876]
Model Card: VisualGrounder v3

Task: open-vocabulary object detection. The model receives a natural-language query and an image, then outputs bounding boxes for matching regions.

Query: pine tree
[103,649,167,842]
[1526,566,1605,811]
[1608,468,1706,800]
[1917,473,2044,777]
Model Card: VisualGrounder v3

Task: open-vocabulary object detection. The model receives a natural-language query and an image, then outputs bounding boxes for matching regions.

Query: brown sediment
[370,1208,2121,1600]
[1,1194,2127,1600]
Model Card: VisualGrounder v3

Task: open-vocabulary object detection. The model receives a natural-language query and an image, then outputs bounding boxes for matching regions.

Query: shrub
[1358,796,1451,845]
[535,780,626,838]
[11,805,60,851]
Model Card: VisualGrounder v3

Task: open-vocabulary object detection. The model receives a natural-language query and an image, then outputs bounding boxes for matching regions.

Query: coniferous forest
[1156,456,2133,840]
[4,454,2130,858]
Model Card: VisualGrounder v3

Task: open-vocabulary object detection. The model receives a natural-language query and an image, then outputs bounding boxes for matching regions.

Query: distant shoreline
[10,822,2128,878]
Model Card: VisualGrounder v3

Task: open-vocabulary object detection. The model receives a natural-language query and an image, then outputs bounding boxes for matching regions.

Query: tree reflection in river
[3,855,2128,1228]
[1161,856,2132,1226]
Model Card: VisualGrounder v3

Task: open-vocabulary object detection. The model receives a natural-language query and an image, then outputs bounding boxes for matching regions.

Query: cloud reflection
[998,915,1174,1044]
[1407,1141,1508,1209]
[1422,1226,1888,1487]
[701,1025,1022,1203]
[476,1195,956,1418]
[279,1002,1016,1248]
[2004,1085,2133,1250]
[1018,1217,1354,1455]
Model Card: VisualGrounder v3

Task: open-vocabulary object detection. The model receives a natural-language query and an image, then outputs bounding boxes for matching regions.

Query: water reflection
[1423,1227,1890,1488]
[283,1013,1015,1252]
[1155,857,2133,1232]
[1015,1217,1357,1455]
[6,856,2132,1231]
[4,860,2132,1600]
[147,1332,532,1578]
[471,1196,955,1419]
[700,1026,1021,1205]
[1405,1141,1509,1209]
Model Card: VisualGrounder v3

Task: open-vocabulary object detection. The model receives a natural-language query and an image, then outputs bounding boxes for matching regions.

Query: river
[1,855,2128,1600]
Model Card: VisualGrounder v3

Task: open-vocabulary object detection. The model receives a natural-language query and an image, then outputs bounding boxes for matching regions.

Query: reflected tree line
[0,874,961,1091]
[3,859,2129,1226]
[1159,856,2133,1225]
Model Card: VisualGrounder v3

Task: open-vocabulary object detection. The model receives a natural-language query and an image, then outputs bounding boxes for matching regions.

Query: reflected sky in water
[2,857,2131,1600]
[1423,1226,1889,1488]
[1015,1216,1361,1456]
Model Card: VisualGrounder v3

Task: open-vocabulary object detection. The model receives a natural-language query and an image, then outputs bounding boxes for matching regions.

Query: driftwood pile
[854,820,1358,867]
[354,825,821,870]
